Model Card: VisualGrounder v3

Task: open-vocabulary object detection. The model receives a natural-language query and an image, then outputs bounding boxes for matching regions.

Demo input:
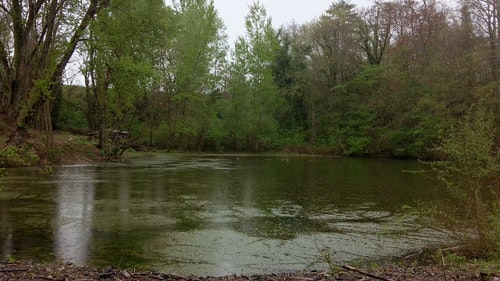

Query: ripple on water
[0,156,451,276]
[145,229,324,276]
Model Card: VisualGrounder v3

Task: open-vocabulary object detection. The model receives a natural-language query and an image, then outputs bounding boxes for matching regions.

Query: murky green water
[0,154,449,276]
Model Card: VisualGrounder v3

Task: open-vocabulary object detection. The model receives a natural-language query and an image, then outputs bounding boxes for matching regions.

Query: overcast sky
[212,0,372,44]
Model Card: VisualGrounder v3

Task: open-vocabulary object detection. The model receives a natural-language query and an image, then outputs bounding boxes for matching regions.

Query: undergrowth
[423,104,499,260]
[0,145,40,167]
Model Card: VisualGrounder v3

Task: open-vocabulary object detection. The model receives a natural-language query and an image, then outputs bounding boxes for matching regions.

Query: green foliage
[0,167,6,191]
[1,0,110,131]
[346,136,372,156]
[428,105,499,259]
[205,112,228,152]
[19,0,498,158]
[81,0,174,150]
[38,165,54,176]
[218,2,283,151]
[439,252,469,268]
[0,145,40,168]
[275,127,307,148]
[320,249,341,280]
[151,122,172,148]
[147,0,227,151]
[386,126,436,158]
[171,0,227,93]
[55,102,88,133]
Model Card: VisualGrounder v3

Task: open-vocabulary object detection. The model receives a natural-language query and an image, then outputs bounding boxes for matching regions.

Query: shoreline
[1,259,499,281]
[0,128,415,170]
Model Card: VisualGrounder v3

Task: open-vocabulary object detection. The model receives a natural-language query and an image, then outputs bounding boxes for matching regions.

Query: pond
[0,154,449,276]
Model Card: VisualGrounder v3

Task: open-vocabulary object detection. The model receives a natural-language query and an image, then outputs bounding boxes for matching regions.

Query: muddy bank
[1,260,499,281]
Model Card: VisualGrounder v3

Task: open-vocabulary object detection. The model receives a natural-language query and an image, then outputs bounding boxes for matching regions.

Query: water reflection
[0,155,448,276]
[0,168,56,260]
[1,198,14,258]
[1,232,13,258]
[55,165,96,264]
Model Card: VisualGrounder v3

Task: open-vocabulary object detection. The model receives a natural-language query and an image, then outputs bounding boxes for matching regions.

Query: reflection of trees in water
[0,196,12,258]
[1,171,59,261]
[1,231,13,259]
[55,166,96,264]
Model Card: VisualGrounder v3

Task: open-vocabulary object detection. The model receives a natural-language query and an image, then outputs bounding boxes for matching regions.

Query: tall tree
[358,1,396,65]
[305,0,362,144]
[82,0,171,149]
[273,24,310,135]
[224,1,283,150]
[374,0,453,157]
[0,0,111,140]
[463,0,500,108]
[161,0,227,151]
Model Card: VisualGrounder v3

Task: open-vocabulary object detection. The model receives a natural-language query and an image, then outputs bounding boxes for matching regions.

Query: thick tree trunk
[1,0,111,139]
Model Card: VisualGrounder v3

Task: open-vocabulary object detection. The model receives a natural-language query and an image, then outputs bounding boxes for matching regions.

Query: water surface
[0,154,447,276]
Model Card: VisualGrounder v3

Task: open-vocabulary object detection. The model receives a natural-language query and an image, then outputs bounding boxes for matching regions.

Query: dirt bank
[1,260,499,281]
[0,128,104,168]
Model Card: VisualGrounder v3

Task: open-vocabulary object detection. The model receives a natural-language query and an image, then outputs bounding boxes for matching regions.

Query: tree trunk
[2,0,111,143]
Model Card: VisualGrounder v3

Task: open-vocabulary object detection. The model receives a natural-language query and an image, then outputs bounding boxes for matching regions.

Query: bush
[428,105,499,259]
[346,136,372,156]
[0,145,40,168]
[54,102,88,133]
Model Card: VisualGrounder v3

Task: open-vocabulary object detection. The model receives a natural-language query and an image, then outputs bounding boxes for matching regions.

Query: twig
[121,270,131,278]
[33,276,66,281]
[0,261,20,264]
[341,265,393,281]
[160,273,188,280]
[404,248,424,259]
[132,273,166,280]
[439,249,449,281]
[293,277,313,281]
[440,245,463,253]
[149,275,166,280]
[0,268,29,272]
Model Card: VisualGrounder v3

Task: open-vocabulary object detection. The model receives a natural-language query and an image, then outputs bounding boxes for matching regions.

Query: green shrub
[428,105,499,259]
[0,145,40,168]
[54,103,88,133]
[346,136,372,156]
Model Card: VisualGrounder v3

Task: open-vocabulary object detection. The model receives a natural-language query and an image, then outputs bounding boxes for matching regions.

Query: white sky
[212,0,372,44]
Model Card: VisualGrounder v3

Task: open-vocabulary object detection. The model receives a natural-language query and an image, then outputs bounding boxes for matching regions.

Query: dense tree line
[1,0,499,158]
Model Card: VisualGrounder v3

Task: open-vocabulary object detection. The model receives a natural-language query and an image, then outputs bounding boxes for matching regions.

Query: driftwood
[109,129,129,147]
[163,273,189,279]
[340,265,394,281]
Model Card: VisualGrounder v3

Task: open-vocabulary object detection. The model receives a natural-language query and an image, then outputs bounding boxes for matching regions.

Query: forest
[0,0,499,158]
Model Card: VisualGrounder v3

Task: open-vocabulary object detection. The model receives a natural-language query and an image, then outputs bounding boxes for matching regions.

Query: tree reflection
[55,165,96,264]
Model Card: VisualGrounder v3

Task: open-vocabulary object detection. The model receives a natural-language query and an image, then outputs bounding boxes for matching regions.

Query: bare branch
[0,2,10,14]
[52,0,112,82]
